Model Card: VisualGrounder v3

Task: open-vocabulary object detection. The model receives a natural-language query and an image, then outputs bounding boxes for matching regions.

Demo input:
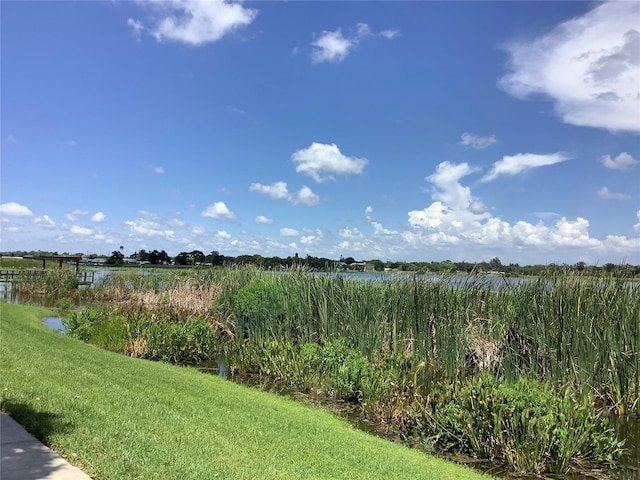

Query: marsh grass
[64,266,637,474]
[86,266,639,415]
[0,257,42,269]
[12,268,79,296]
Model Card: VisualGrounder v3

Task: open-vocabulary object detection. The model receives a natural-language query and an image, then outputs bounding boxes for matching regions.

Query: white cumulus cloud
[254,215,273,224]
[481,153,571,182]
[91,212,106,222]
[601,152,638,171]
[403,161,632,257]
[499,1,640,132]
[295,186,320,207]
[300,236,316,245]
[250,181,290,201]
[34,215,55,227]
[249,182,319,206]
[427,161,486,212]
[292,142,367,182]
[147,0,257,46]
[280,227,299,236]
[0,202,33,217]
[70,225,93,236]
[311,29,354,64]
[201,201,236,220]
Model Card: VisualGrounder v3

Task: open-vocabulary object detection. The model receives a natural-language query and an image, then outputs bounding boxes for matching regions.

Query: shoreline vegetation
[2,249,640,278]
[0,302,490,480]
[3,264,638,476]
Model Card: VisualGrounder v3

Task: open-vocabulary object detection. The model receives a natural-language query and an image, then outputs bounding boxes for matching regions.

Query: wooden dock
[0,270,95,286]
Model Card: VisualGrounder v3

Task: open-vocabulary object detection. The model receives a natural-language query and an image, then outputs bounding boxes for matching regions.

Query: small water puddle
[43,317,67,334]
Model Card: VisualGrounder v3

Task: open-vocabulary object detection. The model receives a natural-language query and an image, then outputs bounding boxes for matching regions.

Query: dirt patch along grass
[0,302,491,480]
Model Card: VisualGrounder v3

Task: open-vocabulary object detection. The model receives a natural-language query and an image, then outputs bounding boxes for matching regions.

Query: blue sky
[1,1,639,265]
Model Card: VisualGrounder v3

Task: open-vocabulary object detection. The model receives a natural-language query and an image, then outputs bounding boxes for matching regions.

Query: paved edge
[1,412,92,480]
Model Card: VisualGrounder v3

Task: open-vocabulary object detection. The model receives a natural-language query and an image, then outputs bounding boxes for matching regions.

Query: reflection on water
[0,281,17,303]
[613,415,640,480]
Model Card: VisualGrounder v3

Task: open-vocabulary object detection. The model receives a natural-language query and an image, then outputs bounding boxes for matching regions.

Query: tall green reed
[83,266,639,414]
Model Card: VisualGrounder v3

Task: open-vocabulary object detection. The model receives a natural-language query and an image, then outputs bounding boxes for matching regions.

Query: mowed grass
[0,303,490,480]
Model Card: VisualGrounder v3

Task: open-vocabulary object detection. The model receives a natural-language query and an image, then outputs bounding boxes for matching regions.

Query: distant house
[349,262,376,272]
[123,258,141,266]
[86,258,106,266]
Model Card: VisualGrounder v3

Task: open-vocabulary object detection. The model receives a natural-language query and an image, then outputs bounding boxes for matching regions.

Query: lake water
[42,316,67,334]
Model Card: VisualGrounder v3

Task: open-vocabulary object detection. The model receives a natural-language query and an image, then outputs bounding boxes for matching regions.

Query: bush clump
[407,374,624,474]
[65,309,220,364]
[143,318,219,364]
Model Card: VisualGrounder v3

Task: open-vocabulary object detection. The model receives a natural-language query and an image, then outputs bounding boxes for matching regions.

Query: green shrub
[55,297,75,310]
[298,339,397,402]
[64,309,106,341]
[408,374,624,474]
[144,317,219,364]
[64,309,129,352]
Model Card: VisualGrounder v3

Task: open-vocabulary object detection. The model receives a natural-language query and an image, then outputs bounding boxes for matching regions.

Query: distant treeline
[2,249,639,276]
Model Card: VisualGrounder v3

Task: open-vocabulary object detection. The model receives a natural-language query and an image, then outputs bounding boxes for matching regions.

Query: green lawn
[0,303,490,480]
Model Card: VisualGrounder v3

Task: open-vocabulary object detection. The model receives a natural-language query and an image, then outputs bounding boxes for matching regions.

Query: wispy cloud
[339,227,363,239]
[127,18,144,41]
[459,132,497,150]
[249,181,319,206]
[66,209,88,222]
[597,186,631,200]
[499,1,640,132]
[280,227,299,236]
[292,142,367,182]
[380,29,400,40]
[481,153,571,182]
[154,166,165,174]
[311,23,399,64]
[226,105,245,115]
[135,0,257,46]
[601,152,638,171]
[201,201,236,219]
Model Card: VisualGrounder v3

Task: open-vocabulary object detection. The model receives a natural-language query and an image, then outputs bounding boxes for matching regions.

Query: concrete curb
[1,413,92,480]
